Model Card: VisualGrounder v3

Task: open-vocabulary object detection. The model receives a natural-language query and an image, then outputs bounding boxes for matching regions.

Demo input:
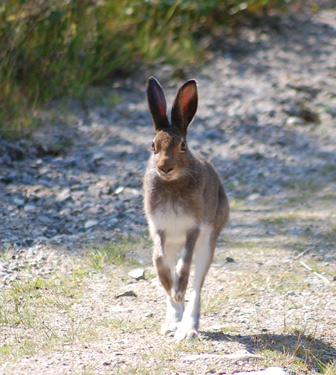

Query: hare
[144,77,229,341]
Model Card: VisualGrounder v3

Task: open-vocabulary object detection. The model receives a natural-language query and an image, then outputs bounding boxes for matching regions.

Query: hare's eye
[151,142,155,151]
[181,140,187,151]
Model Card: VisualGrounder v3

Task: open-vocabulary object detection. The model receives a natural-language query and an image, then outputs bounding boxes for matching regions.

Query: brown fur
[143,77,229,340]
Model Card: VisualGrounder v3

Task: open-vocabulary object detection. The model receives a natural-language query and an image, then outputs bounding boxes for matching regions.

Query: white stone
[84,219,99,230]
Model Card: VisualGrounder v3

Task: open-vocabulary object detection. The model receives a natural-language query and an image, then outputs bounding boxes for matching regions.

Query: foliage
[0,0,290,135]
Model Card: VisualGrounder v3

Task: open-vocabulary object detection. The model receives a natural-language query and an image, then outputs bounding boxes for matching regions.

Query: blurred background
[0,0,292,136]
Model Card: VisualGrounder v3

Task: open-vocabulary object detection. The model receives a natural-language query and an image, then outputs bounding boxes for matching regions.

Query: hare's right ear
[146,77,170,132]
[171,80,198,138]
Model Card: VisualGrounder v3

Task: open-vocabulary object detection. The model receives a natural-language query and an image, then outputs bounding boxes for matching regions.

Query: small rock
[92,153,104,162]
[38,215,53,224]
[84,220,99,230]
[56,188,72,202]
[115,290,137,299]
[114,186,124,195]
[286,116,306,126]
[247,193,260,201]
[128,268,146,280]
[13,198,25,207]
[24,203,37,212]
[226,257,234,263]
[24,239,34,247]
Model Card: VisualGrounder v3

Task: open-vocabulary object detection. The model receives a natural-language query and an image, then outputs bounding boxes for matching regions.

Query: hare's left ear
[146,76,170,132]
[171,80,198,138]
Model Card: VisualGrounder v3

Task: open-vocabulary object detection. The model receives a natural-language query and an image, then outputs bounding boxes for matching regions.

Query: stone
[24,203,37,212]
[286,116,306,126]
[13,198,25,206]
[84,220,99,230]
[56,188,72,202]
[114,186,124,195]
[115,291,137,299]
[128,268,146,280]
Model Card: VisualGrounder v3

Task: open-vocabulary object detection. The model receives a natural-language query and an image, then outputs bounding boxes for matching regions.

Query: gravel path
[1,2,336,374]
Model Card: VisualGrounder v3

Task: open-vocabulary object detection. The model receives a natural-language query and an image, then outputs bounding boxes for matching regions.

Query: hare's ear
[146,77,170,132]
[171,80,198,137]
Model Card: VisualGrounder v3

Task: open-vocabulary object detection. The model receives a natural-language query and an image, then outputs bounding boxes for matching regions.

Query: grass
[85,241,128,270]
[0,257,88,362]
[318,361,336,375]
[0,0,291,136]
[0,245,104,363]
[0,237,151,365]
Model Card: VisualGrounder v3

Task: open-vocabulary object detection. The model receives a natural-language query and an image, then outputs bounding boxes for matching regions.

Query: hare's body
[144,77,229,340]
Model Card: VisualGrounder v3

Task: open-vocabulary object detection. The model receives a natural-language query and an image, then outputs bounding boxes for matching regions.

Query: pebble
[286,116,306,126]
[13,198,25,206]
[56,188,72,202]
[24,203,37,212]
[84,220,99,230]
[128,268,146,280]
[115,291,137,299]
[114,186,124,195]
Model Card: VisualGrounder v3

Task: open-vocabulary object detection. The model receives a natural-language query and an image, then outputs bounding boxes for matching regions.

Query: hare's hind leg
[174,225,214,341]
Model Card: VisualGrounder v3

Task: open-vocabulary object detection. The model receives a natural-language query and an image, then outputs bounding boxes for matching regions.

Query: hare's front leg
[172,228,200,303]
[152,232,184,334]
[175,227,214,341]
[152,231,173,293]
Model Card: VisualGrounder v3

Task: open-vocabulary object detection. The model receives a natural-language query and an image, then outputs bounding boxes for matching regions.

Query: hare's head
[146,77,198,181]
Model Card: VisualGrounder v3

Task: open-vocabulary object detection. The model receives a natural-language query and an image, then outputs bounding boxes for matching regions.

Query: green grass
[0,258,88,361]
[318,361,336,375]
[0,0,291,136]
[0,246,110,363]
[85,241,128,270]
[0,237,151,364]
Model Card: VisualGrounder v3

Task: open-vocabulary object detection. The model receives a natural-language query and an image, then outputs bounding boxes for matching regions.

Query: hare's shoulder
[194,153,222,182]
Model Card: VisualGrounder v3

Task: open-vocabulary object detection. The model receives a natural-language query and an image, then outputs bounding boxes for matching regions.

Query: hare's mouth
[157,168,178,181]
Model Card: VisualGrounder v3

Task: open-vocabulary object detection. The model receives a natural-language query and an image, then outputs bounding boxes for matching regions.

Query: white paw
[161,321,179,336]
[174,323,198,342]
[171,289,184,303]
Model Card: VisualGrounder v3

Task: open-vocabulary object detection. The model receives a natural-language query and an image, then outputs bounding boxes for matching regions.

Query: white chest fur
[148,203,196,245]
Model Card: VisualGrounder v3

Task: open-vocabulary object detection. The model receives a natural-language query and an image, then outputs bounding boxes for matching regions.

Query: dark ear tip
[147,76,160,86]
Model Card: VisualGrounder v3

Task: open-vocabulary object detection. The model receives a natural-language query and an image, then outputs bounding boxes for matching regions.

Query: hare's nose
[160,166,173,175]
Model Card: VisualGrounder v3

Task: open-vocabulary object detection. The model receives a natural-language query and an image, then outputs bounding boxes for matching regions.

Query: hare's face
[152,130,187,181]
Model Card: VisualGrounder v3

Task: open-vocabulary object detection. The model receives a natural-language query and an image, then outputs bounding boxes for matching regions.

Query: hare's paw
[174,323,198,342]
[161,321,179,336]
[171,289,184,303]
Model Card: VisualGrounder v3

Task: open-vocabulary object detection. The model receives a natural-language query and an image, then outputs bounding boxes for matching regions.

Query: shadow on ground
[202,330,336,371]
